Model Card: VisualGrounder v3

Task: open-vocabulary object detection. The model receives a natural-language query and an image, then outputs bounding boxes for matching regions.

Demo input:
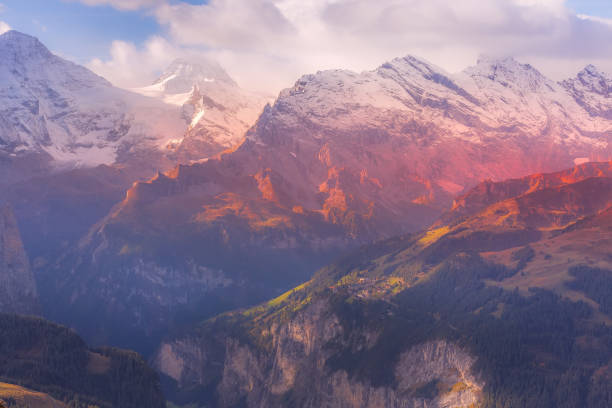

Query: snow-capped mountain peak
[134,58,270,161]
[0,30,185,171]
[561,65,612,119]
[382,54,449,77]
[0,30,111,90]
[573,64,611,96]
[136,58,239,106]
[465,54,551,92]
[151,58,236,95]
[0,30,53,61]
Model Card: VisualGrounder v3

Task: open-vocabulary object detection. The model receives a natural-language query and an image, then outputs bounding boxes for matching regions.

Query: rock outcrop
[0,203,38,314]
[156,161,612,407]
[157,298,483,408]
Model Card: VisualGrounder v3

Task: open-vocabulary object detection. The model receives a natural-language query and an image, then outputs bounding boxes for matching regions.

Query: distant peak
[476,53,513,65]
[152,57,236,92]
[0,30,46,48]
[1,29,36,40]
[578,64,609,79]
[164,58,218,74]
[377,54,456,83]
[380,54,440,72]
[466,54,549,90]
[474,54,535,71]
[401,54,435,66]
[0,30,52,60]
[563,64,611,95]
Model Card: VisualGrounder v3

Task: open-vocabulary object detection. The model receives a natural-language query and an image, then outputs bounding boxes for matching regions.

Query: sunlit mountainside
[1,21,612,408]
[156,161,612,407]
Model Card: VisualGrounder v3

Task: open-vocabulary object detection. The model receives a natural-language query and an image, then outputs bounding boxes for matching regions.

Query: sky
[1,0,612,94]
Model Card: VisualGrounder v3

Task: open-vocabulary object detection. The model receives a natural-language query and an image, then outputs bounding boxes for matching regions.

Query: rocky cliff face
[156,162,612,407]
[157,298,482,408]
[439,161,612,226]
[47,56,612,355]
[0,203,38,315]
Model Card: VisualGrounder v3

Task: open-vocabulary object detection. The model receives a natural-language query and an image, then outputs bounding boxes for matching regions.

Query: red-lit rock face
[115,56,612,246]
[154,164,612,408]
[50,56,612,350]
[441,161,612,226]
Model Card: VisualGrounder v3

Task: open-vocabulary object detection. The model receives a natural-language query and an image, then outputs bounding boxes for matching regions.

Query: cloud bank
[84,0,612,94]
[88,36,181,88]
[0,2,9,35]
[0,21,10,35]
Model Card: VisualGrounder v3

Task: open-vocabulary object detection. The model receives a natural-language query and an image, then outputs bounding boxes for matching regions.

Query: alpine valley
[1,27,612,408]
[156,161,612,407]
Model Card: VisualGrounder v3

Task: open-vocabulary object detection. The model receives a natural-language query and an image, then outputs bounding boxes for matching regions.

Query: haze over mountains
[0,30,268,301]
[42,45,612,352]
[0,30,267,181]
[134,58,270,162]
[1,28,612,407]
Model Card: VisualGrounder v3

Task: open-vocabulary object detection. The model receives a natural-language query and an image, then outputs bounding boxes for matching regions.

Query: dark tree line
[0,313,165,408]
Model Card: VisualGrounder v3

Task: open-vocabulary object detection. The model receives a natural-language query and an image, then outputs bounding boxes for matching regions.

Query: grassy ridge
[0,382,66,408]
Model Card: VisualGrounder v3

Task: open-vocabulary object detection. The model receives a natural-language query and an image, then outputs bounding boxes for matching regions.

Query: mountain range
[0,30,266,179]
[0,30,182,182]
[2,29,612,408]
[42,49,612,352]
[0,30,268,297]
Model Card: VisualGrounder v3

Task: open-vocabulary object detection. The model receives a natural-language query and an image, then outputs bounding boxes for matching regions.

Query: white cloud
[89,0,612,94]
[69,0,165,11]
[577,14,612,26]
[87,36,182,88]
[0,21,10,35]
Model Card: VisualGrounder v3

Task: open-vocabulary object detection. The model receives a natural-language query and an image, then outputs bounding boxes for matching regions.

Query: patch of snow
[190,109,205,128]
[437,180,465,195]
[574,157,590,165]
[157,73,177,86]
